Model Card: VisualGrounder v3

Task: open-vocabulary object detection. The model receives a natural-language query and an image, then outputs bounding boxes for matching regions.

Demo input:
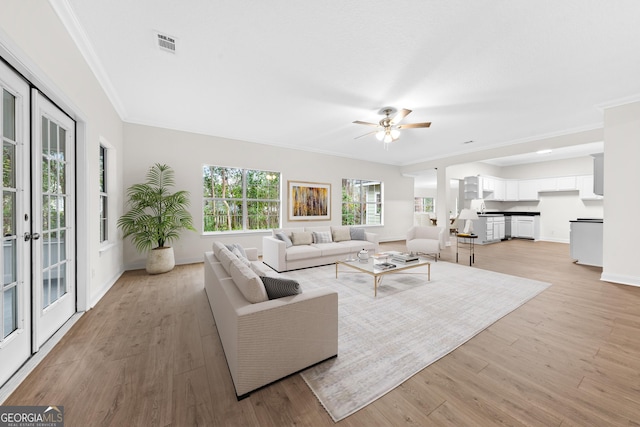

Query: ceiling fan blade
[353,120,379,127]
[391,108,412,125]
[354,130,377,139]
[397,122,431,129]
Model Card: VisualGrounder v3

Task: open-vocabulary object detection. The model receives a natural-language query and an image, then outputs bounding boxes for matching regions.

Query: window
[414,197,434,213]
[341,178,383,225]
[203,166,281,232]
[99,144,108,242]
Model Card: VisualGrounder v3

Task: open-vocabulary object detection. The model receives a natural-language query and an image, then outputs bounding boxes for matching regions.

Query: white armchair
[406,226,445,261]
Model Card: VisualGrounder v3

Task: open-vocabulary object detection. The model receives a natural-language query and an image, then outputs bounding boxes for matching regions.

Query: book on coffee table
[376,262,396,270]
[391,252,419,262]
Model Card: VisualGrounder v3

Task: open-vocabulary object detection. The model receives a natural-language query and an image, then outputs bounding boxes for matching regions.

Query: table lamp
[459,208,479,234]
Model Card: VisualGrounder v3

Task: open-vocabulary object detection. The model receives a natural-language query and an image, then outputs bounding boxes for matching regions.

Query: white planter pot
[146,246,175,274]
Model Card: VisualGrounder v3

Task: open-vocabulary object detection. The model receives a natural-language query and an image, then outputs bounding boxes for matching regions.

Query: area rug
[279,261,551,422]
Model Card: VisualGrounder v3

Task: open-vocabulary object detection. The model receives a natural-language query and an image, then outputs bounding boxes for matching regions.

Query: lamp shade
[458,208,479,220]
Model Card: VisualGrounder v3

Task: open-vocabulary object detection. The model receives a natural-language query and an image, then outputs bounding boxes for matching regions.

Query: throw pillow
[232,247,251,266]
[229,258,269,303]
[260,276,302,300]
[332,228,351,242]
[312,230,333,244]
[275,232,293,248]
[225,243,246,259]
[291,231,313,246]
[350,227,366,240]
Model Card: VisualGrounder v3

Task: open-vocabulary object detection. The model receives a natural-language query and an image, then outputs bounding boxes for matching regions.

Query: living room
[1,1,640,425]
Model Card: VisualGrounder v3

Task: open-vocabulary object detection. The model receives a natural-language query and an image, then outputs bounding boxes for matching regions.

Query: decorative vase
[146,246,175,274]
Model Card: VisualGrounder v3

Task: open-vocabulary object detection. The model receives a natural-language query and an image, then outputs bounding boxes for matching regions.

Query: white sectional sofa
[204,242,338,398]
[262,225,379,272]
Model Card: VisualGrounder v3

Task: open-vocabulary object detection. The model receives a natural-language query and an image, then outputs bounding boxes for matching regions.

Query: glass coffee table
[335,253,431,297]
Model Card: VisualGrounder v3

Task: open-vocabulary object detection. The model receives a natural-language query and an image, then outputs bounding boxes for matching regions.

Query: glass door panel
[32,90,75,350]
[0,62,31,387]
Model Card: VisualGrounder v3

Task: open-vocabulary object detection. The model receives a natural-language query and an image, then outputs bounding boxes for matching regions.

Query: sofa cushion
[250,261,275,277]
[350,227,366,240]
[285,244,322,261]
[312,230,333,244]
[229,257,269,303]
[337,240,377,253]
[217,247,235,274]
[291,231,313,246]
[331,227,351,242]
[212,241,227,257]
[311,242,350,257]
[260,276,302,299]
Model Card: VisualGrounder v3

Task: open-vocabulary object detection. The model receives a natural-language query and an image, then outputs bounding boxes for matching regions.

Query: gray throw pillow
[350,227,366,240]
[260,276,302,299]
[225,243,247,258]
[275,232,293,248]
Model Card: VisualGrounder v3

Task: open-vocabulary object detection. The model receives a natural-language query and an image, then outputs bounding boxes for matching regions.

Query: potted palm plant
[118,163,196,274]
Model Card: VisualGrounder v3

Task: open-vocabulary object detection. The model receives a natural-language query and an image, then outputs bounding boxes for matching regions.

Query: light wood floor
[5,238,640,426]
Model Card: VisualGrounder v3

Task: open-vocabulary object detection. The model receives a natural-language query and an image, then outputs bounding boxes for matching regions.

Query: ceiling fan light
[390,129,400,140]
[375,130,385,141]
[383,132,393,143]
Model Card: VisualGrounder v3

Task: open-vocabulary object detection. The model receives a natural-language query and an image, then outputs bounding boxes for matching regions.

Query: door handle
[24,232,41,241]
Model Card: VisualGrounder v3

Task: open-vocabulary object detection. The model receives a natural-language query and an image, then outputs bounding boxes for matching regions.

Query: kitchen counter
[483,211,541,216]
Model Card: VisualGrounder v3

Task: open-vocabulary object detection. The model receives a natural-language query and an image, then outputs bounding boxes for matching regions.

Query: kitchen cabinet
[511,215,540,240]
[592,153,604,196]
[505,180,518,201]
[465,174,597,202]
[517,179,539,201]
[577,175,603,200]
[464,176,480,200]
[475,215,504,244]
[570,219,603,267]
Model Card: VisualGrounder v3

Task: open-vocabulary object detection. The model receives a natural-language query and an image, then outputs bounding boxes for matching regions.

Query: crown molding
[49,0,127,119]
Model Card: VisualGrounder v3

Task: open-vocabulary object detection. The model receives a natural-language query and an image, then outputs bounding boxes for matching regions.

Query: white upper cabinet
[505,180,518,201]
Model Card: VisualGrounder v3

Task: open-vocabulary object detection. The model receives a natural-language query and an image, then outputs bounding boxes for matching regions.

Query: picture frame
[288,181,331,221]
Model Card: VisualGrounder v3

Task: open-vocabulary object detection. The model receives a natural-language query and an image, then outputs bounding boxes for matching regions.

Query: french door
[0,60,31,386]
[0,60,76,386]
[31,91,75,351]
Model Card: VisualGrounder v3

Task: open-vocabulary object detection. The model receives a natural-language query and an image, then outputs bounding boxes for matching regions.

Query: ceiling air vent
[155,32,176,53]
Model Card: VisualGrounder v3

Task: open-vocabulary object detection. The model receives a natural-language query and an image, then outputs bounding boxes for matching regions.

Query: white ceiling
[56,0,640,167]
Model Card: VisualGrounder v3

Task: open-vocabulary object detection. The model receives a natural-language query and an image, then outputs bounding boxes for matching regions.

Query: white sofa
[204,241,338,398]
[262,225,379,272]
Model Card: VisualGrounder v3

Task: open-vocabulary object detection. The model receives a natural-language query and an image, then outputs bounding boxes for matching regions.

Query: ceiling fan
[353,107,431,144]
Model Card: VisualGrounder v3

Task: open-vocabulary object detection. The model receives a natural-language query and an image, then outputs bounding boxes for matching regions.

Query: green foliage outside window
[203,166,280,232]
[341,178,382,226]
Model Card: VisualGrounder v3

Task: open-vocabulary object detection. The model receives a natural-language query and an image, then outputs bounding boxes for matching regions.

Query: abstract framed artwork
[288,181,331,221]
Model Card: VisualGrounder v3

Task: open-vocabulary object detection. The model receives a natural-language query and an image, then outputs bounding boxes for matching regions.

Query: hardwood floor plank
[4,239,640,426]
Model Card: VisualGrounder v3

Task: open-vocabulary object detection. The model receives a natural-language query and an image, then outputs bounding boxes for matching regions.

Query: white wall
[602,101,640,286]
[0,2,125,308]
[122,123,415,269]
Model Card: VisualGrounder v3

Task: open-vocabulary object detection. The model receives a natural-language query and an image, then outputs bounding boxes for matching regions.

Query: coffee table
[335,254,431,297]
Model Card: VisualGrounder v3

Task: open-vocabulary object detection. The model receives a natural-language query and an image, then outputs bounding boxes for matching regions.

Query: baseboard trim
[600,272,640,287]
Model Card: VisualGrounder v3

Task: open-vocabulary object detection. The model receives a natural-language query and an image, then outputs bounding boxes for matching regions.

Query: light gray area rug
[279,261,551,422]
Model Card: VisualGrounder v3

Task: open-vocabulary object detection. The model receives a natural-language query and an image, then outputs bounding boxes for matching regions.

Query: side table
[456,234,478,266]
